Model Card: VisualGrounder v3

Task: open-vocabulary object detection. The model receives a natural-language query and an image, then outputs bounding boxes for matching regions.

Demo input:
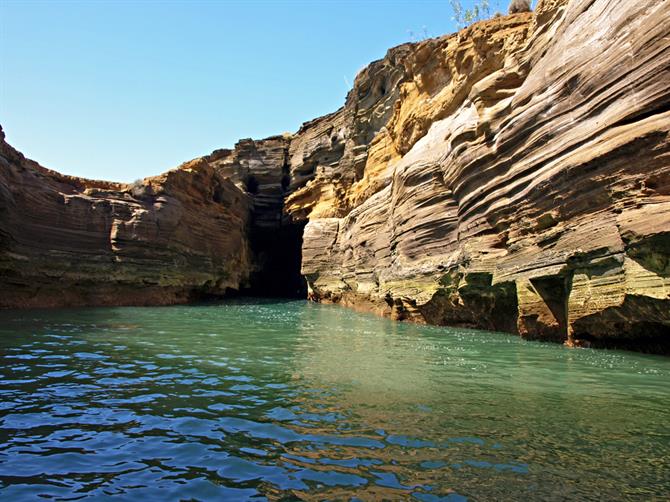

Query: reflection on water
[0,300,668,500]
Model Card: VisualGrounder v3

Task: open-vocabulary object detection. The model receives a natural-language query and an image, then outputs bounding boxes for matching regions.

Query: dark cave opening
[574,325,670,355]
[244,175,260,195]
[242,221,308,299]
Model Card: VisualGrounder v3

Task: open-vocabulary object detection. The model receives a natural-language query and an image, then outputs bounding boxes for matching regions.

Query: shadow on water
[0,301,668,500]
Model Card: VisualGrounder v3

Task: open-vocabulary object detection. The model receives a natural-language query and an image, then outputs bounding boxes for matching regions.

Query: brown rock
[299,0,670,352]
[0,127,253,307]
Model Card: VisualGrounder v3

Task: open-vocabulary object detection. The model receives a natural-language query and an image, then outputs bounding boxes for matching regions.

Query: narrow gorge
[1,0,669,352]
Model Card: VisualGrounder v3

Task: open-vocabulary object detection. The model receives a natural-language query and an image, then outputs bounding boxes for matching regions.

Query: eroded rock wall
[0,127,253,307]
[297,0,670,350]
[203,136,307,296]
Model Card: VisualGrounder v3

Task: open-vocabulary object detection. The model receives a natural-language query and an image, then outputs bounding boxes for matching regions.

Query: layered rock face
[0,127,253,307]
[1,0,668,350]
[203,136,307,296]
[295,0,670,350]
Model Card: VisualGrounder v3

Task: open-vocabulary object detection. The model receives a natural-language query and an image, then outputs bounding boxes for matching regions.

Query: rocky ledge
[1,0,668,351]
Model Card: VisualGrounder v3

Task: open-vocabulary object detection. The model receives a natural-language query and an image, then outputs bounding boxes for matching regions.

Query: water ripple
[0,300,668,500]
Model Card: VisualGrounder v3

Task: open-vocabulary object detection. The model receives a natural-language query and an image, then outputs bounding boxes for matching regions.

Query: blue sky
[0,0,507,182]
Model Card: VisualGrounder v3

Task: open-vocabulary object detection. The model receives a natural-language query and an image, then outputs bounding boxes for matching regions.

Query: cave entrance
[529,273,573,341]
[243,221,308,298]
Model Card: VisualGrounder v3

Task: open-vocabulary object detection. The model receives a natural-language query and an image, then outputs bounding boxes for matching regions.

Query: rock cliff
[0,127,253,307]
[296,0,670,351]
[1,0,668,350]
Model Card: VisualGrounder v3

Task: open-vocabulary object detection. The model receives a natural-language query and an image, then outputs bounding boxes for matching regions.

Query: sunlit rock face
[296,0,670,350]
[1,0,668,350]
[0,127,253,307]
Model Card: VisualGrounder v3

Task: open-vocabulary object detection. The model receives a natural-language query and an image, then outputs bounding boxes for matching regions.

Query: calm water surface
[0,300,668,501]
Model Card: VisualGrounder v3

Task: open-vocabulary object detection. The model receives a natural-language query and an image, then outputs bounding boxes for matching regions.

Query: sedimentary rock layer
[1,0,668,351]
[0,127,253,307]
[203,136,307,296]
[295,0,670,350]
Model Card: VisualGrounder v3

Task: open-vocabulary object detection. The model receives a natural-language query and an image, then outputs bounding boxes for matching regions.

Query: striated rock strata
[0,128,253,307]
[1,0,669,350]
[296,0,670,351]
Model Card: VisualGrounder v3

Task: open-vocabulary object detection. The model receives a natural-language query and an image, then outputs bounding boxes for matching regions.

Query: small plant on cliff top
[130,178,147,198]
[508,0,532,14]
[450,0,492,28]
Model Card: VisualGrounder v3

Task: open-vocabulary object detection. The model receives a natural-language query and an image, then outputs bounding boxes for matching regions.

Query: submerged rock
[1,0,668,350]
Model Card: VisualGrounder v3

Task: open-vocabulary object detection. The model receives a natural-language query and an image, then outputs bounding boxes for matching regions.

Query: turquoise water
[0,300,668,500]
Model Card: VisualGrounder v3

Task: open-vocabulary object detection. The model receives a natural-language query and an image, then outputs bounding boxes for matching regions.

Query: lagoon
[0,300,668,500]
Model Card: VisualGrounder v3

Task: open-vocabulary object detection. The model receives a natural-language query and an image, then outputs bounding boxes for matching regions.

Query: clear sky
[0,0,507,182]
